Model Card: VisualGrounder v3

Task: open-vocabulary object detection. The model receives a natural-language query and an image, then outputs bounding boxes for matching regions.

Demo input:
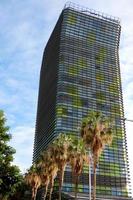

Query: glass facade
[33,3,132,199]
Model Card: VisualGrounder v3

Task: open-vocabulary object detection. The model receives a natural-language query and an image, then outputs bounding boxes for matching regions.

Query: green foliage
[81,111,114,148]
[0,111,10,142]
[52,133,72,147]
[68,136,86,155]
[0,165,23,198]
[0,110,23,199]
[10,181,29,200]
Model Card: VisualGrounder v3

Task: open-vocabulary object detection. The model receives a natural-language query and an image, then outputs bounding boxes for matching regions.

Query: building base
[65,192,133,200]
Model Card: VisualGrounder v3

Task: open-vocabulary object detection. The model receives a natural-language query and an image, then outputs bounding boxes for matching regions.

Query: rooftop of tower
[64,2,120,25]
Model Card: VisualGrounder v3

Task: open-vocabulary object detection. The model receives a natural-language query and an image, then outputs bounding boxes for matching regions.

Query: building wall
[33,13,63,160]
[33,6,132,199]
[55,8,131,198]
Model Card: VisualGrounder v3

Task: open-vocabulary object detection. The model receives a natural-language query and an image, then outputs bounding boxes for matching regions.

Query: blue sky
[0,0,133,192]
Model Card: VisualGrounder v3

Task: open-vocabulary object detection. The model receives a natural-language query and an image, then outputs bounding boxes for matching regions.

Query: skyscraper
[33,2,132,199]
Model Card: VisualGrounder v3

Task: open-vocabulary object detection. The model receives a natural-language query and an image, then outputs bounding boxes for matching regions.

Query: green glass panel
[112,138,118,147]
[87,31,96,44]
[67,12,77,25]
[68,65,78,76]
[72,98,83,108]
[67,85,78,95]
[77,58,88,69]
[56,106,68,117]
[78,184,83,192]
[108,86,119,95]
[96,92,106,100]
[96,47,107,65]
[96,99,106,103]
[83,165,88,173]
[96,73,104,82]
[56,107,62,117]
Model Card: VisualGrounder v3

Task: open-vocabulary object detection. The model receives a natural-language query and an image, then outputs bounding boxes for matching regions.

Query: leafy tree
[81,111,114,200]
[10,181,29,200]
[0,110,22,200]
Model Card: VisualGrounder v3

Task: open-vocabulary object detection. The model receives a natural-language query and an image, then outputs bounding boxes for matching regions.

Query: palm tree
[41,172,50,200]
[51,134,72,200]
[25,164,41,200]
[81,111,114,200]
[68,137,89,200]
[47,148,58,200]
[37,152,50,200]
[38,150,58,200]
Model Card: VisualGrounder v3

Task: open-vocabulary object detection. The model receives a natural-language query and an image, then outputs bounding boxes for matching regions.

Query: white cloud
[9,126,35,172]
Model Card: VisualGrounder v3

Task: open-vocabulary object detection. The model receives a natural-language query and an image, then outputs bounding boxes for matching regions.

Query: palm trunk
[34,188,38,200]
[43,183,49,200]
[32,187,37,200]
[59,165,65,200]
[74,175,79,200]
[49,177,54,200]
[89,152,91,200]
[31,188,35,200]
[93,166,96,200]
